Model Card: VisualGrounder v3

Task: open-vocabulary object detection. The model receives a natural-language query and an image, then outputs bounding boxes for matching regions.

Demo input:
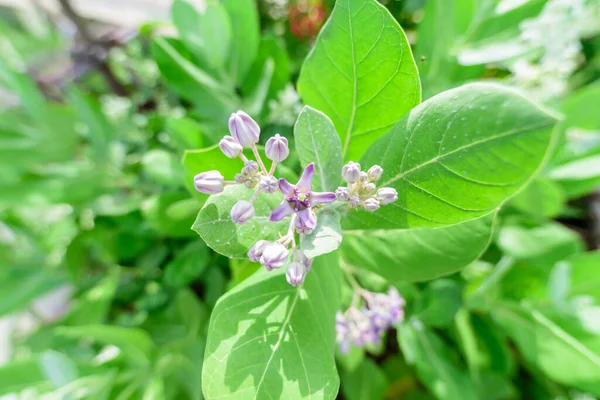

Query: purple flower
[228,110,260,146]
[269,163,336,227]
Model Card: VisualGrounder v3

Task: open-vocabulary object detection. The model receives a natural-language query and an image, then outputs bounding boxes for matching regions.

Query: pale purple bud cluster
[265,134,290,162]
[260,175,279,194]
[194,171,224,194]
[336,163,397,212]
[247,237,313,286]
[230,200,255,224]
[248,240,270,262]
[260,242,289,271]
[336,287,405,353]
[229,110,260,146]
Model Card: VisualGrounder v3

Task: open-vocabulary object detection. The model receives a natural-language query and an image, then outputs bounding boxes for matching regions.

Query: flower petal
[279,178,295,195]
[269,201,294,221]
[310,191,336,205]
[297,163,315,190]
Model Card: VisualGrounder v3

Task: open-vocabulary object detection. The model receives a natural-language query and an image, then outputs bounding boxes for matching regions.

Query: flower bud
[228,110,260,146]
[260,175,279,194]
[194,171,224,194]
[335,187,350,202]
[377,187,398,205]
[348,194,360,208]
[265,134,289,162]
[359,172,369,182]
[363,198,380,212]
[342,161,361,183]
[235,173,245,183]
[295,210,317,234]
[243,160,259,175]
[244,177,259,188]
[294,249,313,270]
[367,165,383,181]
[363,182,376,194]
[248,240,270,262]
[230,200,255,224]
[260,242,289,271]
[219,135,243,158]
[286,262,308,286]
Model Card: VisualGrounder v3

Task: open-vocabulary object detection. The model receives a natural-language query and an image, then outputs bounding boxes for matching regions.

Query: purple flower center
[287,188,311,211]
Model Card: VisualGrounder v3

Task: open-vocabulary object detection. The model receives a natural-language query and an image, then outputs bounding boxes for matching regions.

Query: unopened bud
[219,136,243,158]
[335,187,350,202]
[228,110,260,146]
[235,173,245,183]
[294,249,313,270]
[363,182,376,194]
[230,200,255,224]
[377,187,398,205]
[248,240,270,262]
[348,194,360,208]
[194,171,224,194]
[363,198,380,212]
[260,175,279,194]
[295,210,317,234]
[260,242,289,271]
[265,134,289,162]
[342,161,361,183]
[286,262,308,286]
[359,172,369,182]
[243,160,259,175]
[367,165,383,181]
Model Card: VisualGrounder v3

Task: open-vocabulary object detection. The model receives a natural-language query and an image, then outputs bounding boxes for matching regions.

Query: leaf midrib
[342,0,358,157]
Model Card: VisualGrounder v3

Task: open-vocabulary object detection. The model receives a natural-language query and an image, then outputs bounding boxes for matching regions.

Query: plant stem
[250,143,268,175]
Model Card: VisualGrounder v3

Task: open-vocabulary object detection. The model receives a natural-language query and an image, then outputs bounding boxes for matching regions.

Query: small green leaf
[142,192,197,237]
[221,0,260,84]
[301,211,342,259]
[202,254,341,399]
[39,350,78,389]
[69,86,113,159]
[415,280,462,327]
[192,185,287,258]
[341,213,495,283]
[509,177,565,218]
[294,106,343,192]
[142,149,184,185]
[354,83,558,229]
[550,155,600,198]
[340,359,388,400]
[297,0,421,161]
[164,241,210,287]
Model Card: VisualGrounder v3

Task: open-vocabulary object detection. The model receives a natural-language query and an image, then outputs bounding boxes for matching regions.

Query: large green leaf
[353,83,558,229]
[297,0,420,161]
[192,185,288,258]
[341,213,495,283]
[550,154,600,199]
[202,254,341,399]
[509,177,565,219]
[300,211,343,259]
[221,0,260,84]
[340,359,388,400]
[294,106,343,192]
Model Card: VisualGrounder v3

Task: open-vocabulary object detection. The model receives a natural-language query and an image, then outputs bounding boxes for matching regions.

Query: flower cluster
[193,110,398,286]
[336,287,405,353]
[335,162,398,212]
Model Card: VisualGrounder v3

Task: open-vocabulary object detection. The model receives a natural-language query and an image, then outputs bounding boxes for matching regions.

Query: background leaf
[300,211,343,259]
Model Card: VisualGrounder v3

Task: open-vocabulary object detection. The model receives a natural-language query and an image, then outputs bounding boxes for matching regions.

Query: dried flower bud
[363,182,376,194]
[367,165,383,181]
[295,210,317,234]
[219,135,243,158]
[294,249,313,270]
[342,161,361,183]
[248,240,270,262]
[377,187,398,205]
[286,262,308,286]
[228,110,260,146]
[359,171,369,182]
[259,175,279,194]
[363,198,380,212]
[335,187,350,202]
[260,242,289,271]
[348,194,360,208]
[243,160,259,175]
[230,200,255,224]
[244,177,259,188]
[194,171,224,194]
[265,134,290,162]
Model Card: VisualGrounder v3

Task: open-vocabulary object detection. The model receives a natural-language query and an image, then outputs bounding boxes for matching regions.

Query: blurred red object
[288,0,327,40]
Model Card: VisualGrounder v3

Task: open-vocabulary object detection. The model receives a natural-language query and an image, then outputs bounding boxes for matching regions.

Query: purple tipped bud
[348,194,360,208]
[219,136,243,158]
[229,110,260,146]
[335,187,350,201]
[248,240,270,262]
[243,160,259,175]
[342,161,361,183]
[265,134,289,162]
[260,242,289,271]
[286,262,308,286]
[367,165,383,181]
[363,198,380,212]
[377,187,398,205]
[294,249,313,270]
[194,171,224,194]
[295,210,317,234]
[260,175,279,194]
[230,200,255,224]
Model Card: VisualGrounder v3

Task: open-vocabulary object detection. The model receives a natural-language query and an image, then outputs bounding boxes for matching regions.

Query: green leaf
[142,191,197,237]
[192,185,288,258]
[415,280,462,327]
[166,117,204,151]
[493,304,600,395]
[202,254,341,399]
[242,58,274,116]
[39,350,78,388]
[241,35,291,101]
[0,359,46,396]
[340,358,388,400]
[398,319,478,400]
[68,86,113,159]
[172,0,232,70]
[560,81,600,130]
[294,106,343,192]
[221,0,260,84]
[300,211,342,259]
[341,213,495,283]
[65,269,119,325]
[354,83,558,229]
[509,177,565,219]
[142,149,184,185]
[297,0,421,161]
[164,241,210,287]
[550,155,600,198]
[562,251,600,303]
